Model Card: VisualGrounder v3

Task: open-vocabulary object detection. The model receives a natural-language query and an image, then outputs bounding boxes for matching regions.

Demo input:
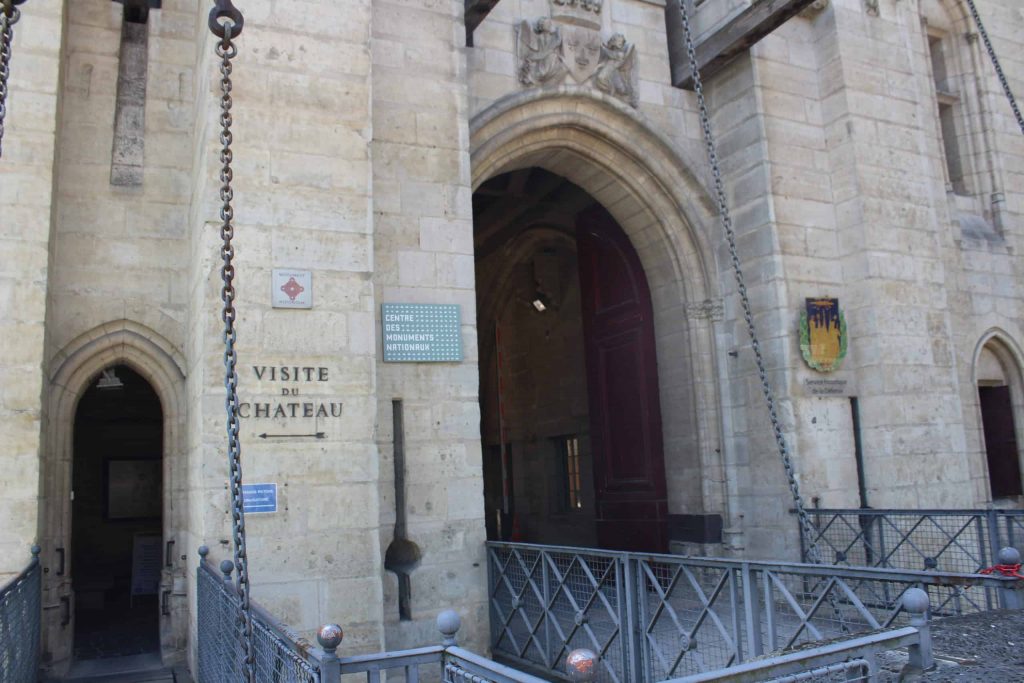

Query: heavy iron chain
[675,1,823,565]
[209,1,254,679]
[0,1,22,159]
[676,0,851,634]
[963,0,1024,136]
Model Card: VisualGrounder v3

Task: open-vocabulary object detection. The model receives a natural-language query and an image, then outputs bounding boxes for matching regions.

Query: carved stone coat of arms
[516,0,638,107]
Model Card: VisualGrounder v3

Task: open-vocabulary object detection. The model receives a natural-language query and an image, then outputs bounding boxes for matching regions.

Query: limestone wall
[0,0,64,579]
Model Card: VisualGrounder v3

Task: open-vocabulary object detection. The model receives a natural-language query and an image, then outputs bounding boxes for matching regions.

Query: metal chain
[213,15,255,681]
[675,2,829,568]
[0,4,21,159]
[963,0,1024,136]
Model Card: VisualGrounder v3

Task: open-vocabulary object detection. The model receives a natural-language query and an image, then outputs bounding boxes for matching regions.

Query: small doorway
[71,365,163,662]
[475,169,668,552]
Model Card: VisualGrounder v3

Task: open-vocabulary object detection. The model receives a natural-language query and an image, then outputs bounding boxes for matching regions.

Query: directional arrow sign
[258,432,326,440]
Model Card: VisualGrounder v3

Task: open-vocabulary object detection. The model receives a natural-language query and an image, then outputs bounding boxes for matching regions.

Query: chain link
[963,0,1024,136]
[0,5,20,159]
[215,20,255,682]
[675,2,829,569]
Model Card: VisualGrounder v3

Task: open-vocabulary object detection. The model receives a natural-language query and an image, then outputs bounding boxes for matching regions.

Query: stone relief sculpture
[517,18,567,86]
[515,0,638,107]
[593,34,637,107]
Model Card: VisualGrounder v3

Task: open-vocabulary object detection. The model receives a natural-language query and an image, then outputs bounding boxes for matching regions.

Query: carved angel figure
[517,18,568,86]
[593,33,637,107]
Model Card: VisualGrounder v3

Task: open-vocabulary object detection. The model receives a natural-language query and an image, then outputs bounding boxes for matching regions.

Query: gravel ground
[914,609,1024,682]
[874,609,1024,682]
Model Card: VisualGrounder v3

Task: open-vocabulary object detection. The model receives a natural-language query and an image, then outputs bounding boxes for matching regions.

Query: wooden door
[979,385,1024,498]
[577,205,668,552]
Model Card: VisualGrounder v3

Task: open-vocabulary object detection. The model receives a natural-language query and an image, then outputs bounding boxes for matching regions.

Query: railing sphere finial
[998,546,1022,566]
[437,609,461,646]
[902,587,930,616]
[317,624,344,652]
[566,648,598,682]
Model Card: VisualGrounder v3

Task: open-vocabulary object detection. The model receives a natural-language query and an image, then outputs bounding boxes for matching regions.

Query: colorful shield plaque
[800,298,847,372]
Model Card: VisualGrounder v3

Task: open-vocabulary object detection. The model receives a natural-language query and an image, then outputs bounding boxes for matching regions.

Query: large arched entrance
[476,170,668,551]
[471,91,732,555]
[71,365,163,662]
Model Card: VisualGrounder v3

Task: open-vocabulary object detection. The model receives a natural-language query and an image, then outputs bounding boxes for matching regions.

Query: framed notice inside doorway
[105,458,161,520]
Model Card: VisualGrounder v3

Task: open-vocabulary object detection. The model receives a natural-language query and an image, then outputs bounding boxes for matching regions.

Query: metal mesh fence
[197,561,321,683]
[0,554,41,683]
[488,545,629,683]
[638,560,741,681]
[487,541,1018,683]
[803,509,1024,575]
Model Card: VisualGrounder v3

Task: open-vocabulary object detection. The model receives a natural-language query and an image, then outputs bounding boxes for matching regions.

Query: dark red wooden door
[979,385,1024,498]
[577,205,668,552]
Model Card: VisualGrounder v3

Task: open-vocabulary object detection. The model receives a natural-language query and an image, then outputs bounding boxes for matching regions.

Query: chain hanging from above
[674,1,830,570]
[208,1,253,681]
[0,0,28,159]
[963,0,1024,136]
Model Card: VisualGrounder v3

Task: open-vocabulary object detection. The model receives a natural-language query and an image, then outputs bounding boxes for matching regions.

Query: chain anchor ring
[209,0,244,41]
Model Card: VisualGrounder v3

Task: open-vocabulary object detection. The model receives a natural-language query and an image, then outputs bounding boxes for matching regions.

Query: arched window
[976,342,1024,499]
[921,0,972,195]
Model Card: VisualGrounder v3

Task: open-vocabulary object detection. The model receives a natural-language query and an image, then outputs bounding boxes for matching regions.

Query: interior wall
[477,230,598,547]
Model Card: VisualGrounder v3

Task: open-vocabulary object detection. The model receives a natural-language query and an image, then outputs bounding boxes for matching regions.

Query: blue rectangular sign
[382,303,463,362]
[242,483,277,514]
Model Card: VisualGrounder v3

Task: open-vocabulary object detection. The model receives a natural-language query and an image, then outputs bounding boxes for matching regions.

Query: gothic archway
[470,90,731,551]
[39,321,187,676]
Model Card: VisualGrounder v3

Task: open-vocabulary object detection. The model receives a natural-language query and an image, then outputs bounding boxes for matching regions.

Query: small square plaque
[272,269,312,309]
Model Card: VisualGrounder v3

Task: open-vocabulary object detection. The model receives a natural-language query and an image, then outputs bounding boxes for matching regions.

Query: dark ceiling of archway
[473,168,597,261]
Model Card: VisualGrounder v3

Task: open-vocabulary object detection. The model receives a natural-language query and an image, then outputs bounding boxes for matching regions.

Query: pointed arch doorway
[476,169,668,552]
[71,364,163,662]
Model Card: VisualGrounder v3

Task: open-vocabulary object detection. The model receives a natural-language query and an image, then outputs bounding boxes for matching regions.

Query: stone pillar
[371,0,489,651]
[186,0,383,654]
[0,0,64,577]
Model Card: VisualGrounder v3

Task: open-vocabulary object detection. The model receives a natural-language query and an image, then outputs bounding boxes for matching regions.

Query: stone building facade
[1,0,1023,675]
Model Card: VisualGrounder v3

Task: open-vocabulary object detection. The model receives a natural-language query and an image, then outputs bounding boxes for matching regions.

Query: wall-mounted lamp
[97,368,124,390]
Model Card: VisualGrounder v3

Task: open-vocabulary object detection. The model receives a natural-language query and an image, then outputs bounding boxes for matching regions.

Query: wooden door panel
[577,205,668,552]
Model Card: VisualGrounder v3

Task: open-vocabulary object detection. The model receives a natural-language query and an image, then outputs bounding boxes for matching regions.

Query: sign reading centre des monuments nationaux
[382,303,463,363]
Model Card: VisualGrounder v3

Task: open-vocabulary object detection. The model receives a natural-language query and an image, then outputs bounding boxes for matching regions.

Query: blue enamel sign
[242,483,278,514]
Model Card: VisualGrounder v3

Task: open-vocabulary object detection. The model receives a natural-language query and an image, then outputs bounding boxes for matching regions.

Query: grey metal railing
[197,546,581,683]
[0,546,41,683]
[798,508,1024,574]
[486,541,1022,683]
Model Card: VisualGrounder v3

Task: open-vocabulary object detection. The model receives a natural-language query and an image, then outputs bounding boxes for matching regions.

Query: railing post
[622,556,642,683]
[566,648,598,682]
[438,608,461,647]
[996,547,1024,610]
[902,588,934,674]
[740,563,763,658]
[986,509,1001,568]
[316,624,343,681]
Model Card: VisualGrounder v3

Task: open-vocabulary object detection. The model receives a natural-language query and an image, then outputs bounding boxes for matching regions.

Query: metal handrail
[489,540,1022,590]
[664,627,921,683]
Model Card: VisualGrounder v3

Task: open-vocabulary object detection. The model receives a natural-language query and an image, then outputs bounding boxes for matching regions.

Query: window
[555,436,583,512]
[927,32,967,194]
